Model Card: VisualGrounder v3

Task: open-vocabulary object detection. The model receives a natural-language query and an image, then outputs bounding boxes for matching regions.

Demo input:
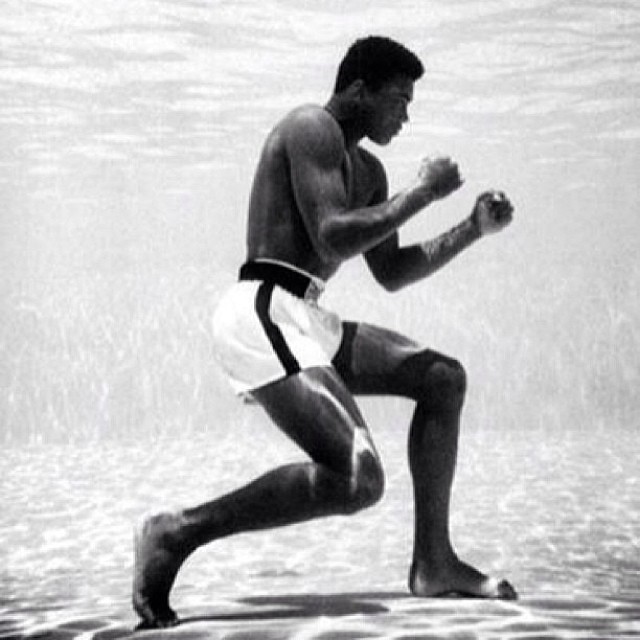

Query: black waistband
[239,261,314,298]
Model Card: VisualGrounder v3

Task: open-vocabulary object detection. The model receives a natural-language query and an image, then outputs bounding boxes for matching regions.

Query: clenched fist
[471,190,514,236]
[415,156,464,203]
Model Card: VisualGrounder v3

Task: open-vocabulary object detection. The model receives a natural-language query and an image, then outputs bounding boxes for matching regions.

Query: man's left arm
[365,190,514,292]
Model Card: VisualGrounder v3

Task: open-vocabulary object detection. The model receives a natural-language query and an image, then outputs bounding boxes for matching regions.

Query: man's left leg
[333,322,517,599]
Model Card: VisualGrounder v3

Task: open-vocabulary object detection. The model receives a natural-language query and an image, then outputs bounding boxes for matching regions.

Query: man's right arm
[286,110,462,262]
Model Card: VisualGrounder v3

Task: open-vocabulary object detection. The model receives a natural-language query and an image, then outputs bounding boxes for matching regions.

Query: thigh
[333,322,455,399]
[251,366,379,475]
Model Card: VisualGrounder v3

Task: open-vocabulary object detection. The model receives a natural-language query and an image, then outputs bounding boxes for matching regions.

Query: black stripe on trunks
[255,281,301,377]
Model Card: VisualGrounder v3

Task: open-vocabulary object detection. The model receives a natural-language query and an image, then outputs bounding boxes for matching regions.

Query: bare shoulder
[280,105,345,167]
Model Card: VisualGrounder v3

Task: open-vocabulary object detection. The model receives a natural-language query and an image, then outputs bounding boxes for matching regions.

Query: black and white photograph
[1,1,638,638]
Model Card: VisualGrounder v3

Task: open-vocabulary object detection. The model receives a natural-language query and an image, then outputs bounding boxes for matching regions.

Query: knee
[342,451,385,515]
[417,356,467,409]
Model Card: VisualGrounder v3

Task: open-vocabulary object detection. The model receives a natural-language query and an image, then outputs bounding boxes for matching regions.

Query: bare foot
[132,512,191,629]
[409,557,518,600]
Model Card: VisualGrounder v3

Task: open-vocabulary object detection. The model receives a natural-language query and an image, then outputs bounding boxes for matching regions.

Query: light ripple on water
[1,0,639,170]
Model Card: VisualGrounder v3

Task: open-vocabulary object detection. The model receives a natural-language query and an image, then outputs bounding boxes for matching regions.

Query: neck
[324,95,365,149]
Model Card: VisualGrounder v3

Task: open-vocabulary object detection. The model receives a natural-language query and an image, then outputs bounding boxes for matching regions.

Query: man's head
[334,36,424,94]
[332,37,423,145]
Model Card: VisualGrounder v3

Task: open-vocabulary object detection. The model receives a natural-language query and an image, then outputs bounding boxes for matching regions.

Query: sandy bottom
[1,406,639,639]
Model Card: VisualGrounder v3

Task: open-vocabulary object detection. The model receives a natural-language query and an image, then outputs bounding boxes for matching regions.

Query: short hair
[334,36,424,93]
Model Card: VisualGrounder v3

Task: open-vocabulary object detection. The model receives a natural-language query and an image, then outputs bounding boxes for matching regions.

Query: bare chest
[342,150,379,209]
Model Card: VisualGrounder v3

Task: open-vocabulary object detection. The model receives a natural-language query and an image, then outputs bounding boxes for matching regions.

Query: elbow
[314,235,344,263]
[379,276,405,293]
[372,265,405,293]
[316,224,352,262]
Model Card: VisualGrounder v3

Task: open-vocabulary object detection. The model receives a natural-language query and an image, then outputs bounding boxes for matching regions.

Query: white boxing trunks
[212,259,345,395]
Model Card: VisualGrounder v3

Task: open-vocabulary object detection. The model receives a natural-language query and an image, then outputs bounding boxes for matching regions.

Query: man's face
[363,75,414,145]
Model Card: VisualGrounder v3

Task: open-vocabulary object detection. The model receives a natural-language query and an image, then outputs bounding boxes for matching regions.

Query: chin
[370,132,395,146]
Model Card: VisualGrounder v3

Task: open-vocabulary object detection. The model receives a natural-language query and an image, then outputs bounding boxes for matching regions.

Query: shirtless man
[133,36,516,629]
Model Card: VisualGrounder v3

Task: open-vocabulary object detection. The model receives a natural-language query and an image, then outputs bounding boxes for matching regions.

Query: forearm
[386,216,481,290]
[322,187,431,259]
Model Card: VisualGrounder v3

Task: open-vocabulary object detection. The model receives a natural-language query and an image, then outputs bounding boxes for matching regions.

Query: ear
[344,79,366,101]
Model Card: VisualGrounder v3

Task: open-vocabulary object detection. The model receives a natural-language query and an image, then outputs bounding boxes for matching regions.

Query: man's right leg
[133,366,384,628]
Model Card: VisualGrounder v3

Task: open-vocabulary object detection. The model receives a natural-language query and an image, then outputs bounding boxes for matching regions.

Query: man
[133,36,516,629]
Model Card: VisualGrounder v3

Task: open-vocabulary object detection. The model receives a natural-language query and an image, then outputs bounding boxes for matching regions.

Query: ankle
[411,550,457,577]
